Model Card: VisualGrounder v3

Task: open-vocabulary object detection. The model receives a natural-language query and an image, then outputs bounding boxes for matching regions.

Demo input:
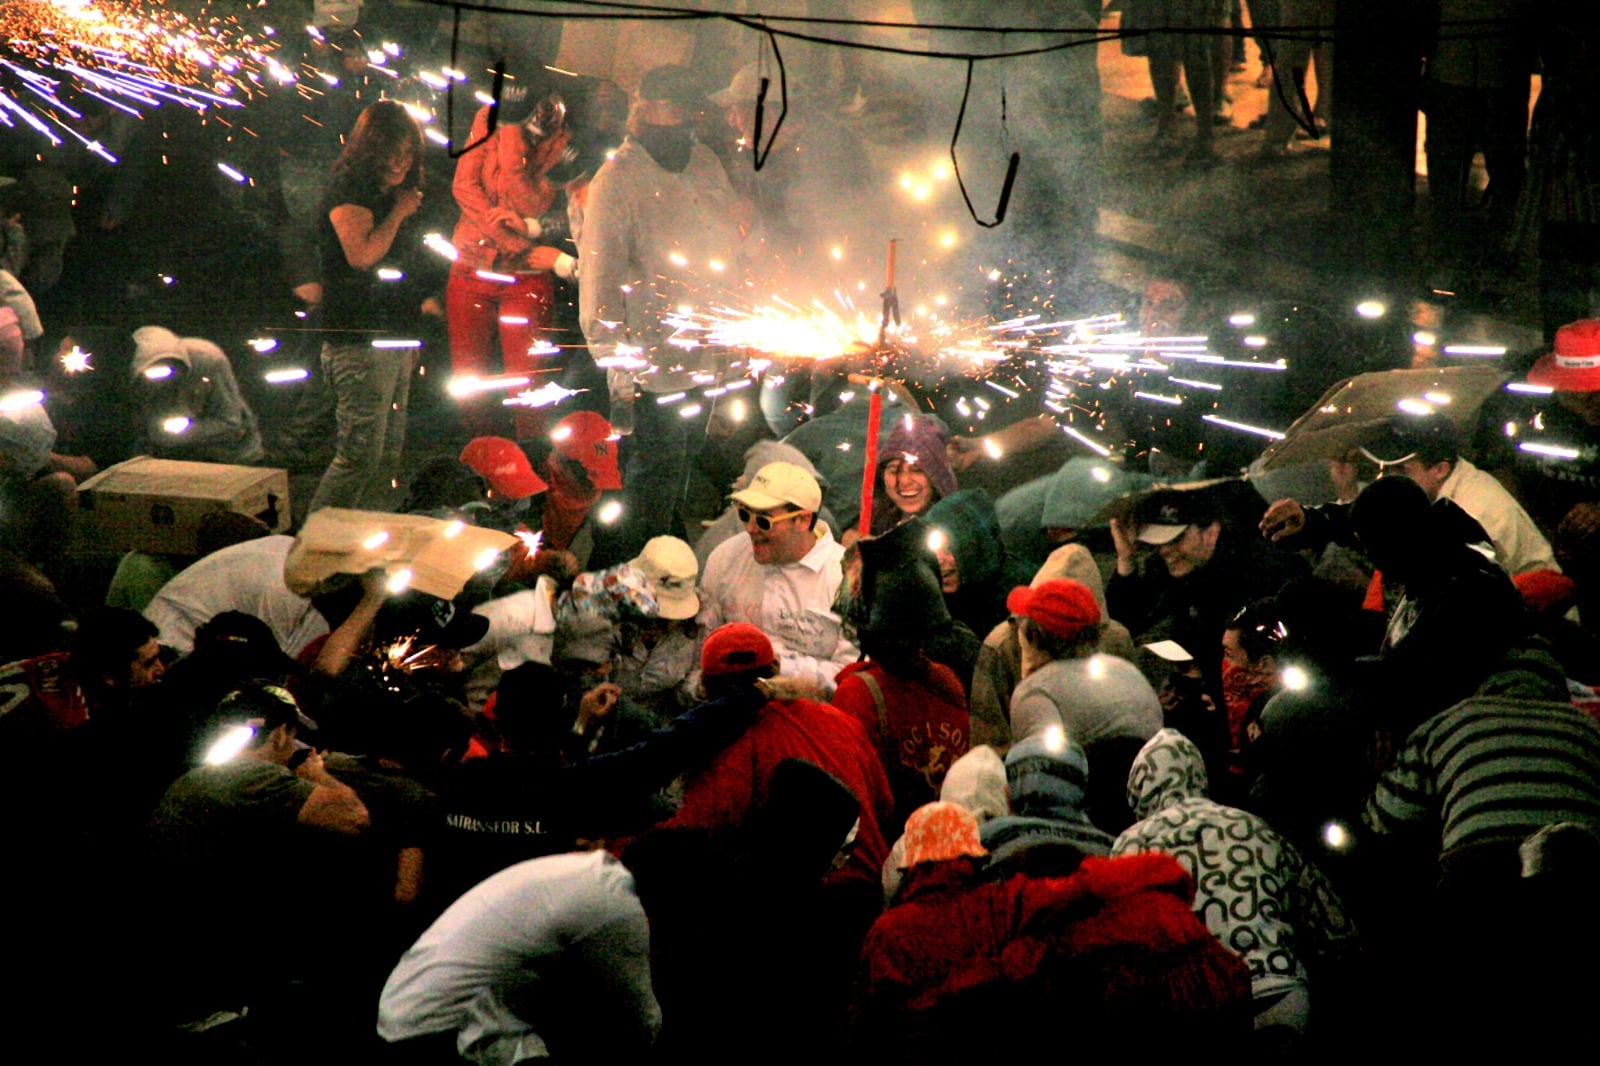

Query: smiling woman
[869,414,958,536]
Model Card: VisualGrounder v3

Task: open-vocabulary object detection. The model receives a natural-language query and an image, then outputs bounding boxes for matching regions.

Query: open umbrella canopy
[1255,366,1509,471]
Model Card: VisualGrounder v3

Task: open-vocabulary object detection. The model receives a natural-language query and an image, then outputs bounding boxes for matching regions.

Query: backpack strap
[858,669,890,742]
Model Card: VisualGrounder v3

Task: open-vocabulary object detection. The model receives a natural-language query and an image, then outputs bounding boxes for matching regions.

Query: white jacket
[1438,457,1558,576]
[698,524,857,693]
[577,137,744,391]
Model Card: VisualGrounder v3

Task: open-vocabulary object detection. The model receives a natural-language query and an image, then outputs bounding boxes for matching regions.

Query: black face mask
[543,142,586,185]
[634,121,694,172]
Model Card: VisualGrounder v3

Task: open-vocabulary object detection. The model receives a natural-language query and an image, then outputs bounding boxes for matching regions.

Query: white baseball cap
[728,461,822,514]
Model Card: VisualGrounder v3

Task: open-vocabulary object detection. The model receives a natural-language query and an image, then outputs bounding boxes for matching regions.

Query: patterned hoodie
[1113,728,1357,1008]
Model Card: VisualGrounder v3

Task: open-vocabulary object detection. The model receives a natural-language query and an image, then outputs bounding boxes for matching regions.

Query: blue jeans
[308,341,414,513]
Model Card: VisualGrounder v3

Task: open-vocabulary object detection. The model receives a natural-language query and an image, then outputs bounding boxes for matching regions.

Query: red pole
[859,382,882,538]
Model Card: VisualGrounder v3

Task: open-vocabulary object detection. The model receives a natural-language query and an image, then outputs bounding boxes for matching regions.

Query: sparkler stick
[860,240,899,537]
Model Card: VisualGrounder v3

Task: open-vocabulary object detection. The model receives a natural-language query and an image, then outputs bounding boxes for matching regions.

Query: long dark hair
[330,99,424,193]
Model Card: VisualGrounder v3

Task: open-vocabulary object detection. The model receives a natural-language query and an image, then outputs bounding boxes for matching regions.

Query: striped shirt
[1365,696,1600,859]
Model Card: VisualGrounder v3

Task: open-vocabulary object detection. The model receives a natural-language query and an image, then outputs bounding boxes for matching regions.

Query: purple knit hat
[878,413,958,500]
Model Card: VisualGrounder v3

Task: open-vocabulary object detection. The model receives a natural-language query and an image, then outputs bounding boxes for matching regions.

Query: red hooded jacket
[664,696,895,890]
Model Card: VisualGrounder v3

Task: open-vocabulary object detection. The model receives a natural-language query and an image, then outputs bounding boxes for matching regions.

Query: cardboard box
[76,456,291,555]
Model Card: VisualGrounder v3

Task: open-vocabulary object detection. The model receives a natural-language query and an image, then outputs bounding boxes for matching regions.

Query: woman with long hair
[447,79,580,438]
[307,99,427,513]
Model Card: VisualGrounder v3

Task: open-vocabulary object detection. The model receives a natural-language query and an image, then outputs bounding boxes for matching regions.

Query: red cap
[701,622,776,679]
[551,411,623,490]
[459,437,548,500]
[1528,319,1600,393]
[1514,568,1578,616]
[1006,579,1102,640]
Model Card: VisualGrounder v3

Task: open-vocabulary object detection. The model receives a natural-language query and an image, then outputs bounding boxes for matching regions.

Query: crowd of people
[1,3,1600,1065]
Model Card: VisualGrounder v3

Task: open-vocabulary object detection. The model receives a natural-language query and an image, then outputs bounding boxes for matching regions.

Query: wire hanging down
[445,6,505,159]
[950,60,1019,229]
[751,27,788,172]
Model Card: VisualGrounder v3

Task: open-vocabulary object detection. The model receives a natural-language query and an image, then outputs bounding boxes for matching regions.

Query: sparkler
[502,382,586,409]
[381,634,440,672]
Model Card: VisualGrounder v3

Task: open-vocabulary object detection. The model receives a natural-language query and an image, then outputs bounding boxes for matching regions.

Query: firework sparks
[0,0,269,149]
[59,345,93,373]
[503,382,586,409]
[671,300,880,361]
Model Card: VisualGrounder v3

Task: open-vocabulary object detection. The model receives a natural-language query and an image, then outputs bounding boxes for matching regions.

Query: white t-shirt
[378,850,660,1063]
[143,535,329,656]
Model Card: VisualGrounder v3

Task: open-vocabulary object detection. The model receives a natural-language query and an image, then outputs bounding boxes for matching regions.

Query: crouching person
[377,850,659,1064]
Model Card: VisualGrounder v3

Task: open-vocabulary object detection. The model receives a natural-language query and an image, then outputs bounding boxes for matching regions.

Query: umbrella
[284,508,517,601]
[1255,365,1509,472]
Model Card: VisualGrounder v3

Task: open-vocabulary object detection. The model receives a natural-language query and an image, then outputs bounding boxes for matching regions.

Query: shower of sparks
[663,291,1012,383]
[670,300,881,361]
[60,345,94,373]
[503,382,586,409]
[381,635,440,672]
[0,0,270,150]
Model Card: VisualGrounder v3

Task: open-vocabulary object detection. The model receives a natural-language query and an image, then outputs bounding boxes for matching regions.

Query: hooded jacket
[664,695,894,891]
[980,733,1115,869]
[130,326,264,465]
[881,745,1008,901]
[450,106,568,272]
[870,414,958,535]
[854,852,1251,1060]
[1114,729,1358,1005]
[925,489,1034,640]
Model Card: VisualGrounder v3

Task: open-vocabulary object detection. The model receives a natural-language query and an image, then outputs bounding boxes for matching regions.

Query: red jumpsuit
[447,106,569,438]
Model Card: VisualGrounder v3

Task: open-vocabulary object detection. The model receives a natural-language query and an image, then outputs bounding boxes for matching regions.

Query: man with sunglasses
[699,461,857,695]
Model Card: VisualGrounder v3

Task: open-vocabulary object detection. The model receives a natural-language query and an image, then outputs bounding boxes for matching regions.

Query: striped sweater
[1365,695,1600,859]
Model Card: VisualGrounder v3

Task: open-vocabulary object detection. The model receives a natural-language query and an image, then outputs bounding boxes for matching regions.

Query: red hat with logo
[459,437,548,500]
[551,411,623,490]
[1005,579,1102,640]
[1528,319,1600,392]
[701,622,776,679]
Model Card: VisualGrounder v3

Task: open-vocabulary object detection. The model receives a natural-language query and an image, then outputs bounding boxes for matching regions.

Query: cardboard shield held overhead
[284,508,517,601]
[1255,365,1510,471]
